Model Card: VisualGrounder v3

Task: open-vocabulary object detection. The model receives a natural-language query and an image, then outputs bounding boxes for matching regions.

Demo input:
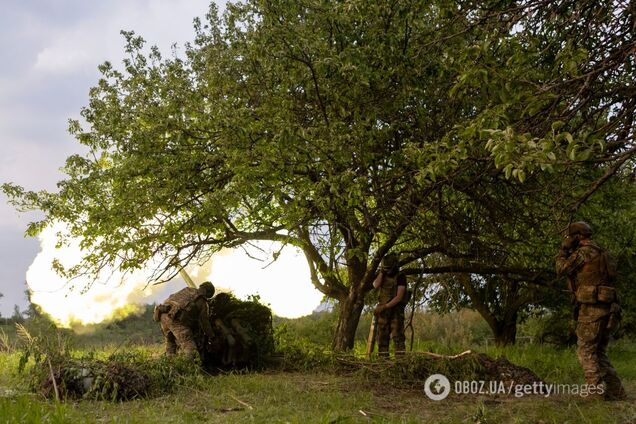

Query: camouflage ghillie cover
[197,293,274,370]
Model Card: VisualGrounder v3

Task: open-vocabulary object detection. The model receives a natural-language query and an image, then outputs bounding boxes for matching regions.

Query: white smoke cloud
[26,223,323,327]
[26,223,171,326]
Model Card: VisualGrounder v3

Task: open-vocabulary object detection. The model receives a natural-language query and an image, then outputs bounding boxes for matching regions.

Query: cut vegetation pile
[341,350,544,389]
[31,352,196,401]
[30,349,545,402]
[40,356,151,401]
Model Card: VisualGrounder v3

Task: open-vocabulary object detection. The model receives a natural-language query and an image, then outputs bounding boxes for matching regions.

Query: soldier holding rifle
[372,253,408,357]
[556,222,626,400]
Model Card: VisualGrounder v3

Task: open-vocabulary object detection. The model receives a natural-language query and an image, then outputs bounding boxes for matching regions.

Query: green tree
[11,305,24,323]
[4,1,634,350]
[406,0,636,345]
[420,169,636,345]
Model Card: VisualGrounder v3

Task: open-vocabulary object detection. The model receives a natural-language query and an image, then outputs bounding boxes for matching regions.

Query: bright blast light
[26,223,324,327]
[204,244,324,319]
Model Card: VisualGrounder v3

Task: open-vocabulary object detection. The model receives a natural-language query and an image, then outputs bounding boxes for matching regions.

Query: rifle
[566,276,576,299]
[366,315,378,358]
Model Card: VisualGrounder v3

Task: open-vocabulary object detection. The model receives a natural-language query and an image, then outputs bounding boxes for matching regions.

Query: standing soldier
[153,281,216,361]
[373,253,408,357]
[556,222,626,400]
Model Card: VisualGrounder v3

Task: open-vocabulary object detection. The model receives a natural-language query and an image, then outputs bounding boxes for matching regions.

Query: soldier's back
[166,287,197,303]
[164,287,203,323]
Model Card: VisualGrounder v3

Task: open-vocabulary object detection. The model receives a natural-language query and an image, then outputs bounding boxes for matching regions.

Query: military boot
[604,383,627,401]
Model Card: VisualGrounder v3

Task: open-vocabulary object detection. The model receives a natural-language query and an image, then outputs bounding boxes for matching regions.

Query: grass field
[2,369,635,423]
[0,311,635,423]
[1,342,635,423]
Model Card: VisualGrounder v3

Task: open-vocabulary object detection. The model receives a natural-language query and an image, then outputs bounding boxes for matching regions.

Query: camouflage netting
[198,293,275,371]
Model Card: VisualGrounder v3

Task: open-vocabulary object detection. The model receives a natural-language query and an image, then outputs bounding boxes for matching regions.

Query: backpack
[399,287,412,307]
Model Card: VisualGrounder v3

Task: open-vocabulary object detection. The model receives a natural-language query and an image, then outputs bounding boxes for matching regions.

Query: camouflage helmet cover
[198,281,215,298]
[381,253,399,271]
[568,221,593,237]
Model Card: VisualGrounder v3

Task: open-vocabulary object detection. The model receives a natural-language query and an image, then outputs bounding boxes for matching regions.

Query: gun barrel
[179,268,197,288]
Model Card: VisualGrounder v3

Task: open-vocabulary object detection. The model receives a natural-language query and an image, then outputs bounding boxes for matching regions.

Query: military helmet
[381,253,399,271]
[198,281,215,299]
[568,221,593,238]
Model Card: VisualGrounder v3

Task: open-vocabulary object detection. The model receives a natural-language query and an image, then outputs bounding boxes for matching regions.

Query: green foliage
[69,304,165,348]
[521,309,577,346]
[12,317,198,401]
[207,292,275,369]
[409,310,492,347]
[480,343,581,385]
[15,323,73,375]
[2,0,634,351]
[18,342,198,401]
[273,310,337,346]
[0,328,12,352]
[580,179,636,335]
[272,324,335,371]
[0,395,73,424]
[1,311,635,421]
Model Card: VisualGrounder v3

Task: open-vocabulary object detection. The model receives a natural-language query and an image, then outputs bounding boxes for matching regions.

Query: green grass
[1,368,635,423]
[1,310,635,423]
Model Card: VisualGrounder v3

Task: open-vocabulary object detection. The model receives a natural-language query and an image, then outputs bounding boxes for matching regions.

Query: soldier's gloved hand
[226,334,236,347]
[561,236,574,252]
[572,304,580,321]
[561,235,578,252]
[374,304,386,315]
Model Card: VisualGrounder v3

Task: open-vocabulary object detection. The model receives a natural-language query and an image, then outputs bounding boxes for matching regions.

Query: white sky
[0,0,324,319]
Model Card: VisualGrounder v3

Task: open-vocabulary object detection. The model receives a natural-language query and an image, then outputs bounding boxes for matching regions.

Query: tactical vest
[378,274,399,305]
[163,287,205,323]
[575,244,617,305]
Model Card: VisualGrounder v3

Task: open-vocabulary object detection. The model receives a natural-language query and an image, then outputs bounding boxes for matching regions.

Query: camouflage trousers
[160,314,198,361]
[377,306,406,357]
[576,315,626,400]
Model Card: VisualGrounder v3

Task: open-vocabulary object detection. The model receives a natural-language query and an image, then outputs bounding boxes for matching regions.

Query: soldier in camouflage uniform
[153,282,216,361]
[373,253,408,357]
[556,222,626,400]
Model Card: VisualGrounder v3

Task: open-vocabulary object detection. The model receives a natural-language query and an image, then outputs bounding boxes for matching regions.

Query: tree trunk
[332,290,365,351]
[492,313,518,346]
[459,274,522,346]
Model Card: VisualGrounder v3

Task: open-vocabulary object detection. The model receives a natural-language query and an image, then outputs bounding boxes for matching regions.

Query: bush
[408,309,492,348]
[203,293,275,370]
[272,324,335,371]
[273,310,337,347]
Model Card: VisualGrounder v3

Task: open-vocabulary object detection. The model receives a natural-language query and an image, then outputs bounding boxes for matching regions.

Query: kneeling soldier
[154,281,216,361]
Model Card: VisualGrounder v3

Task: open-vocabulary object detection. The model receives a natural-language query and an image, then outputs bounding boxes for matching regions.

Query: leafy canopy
[3,0,634,299]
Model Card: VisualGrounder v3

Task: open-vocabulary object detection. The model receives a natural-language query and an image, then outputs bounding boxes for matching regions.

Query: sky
[0,1,324,320]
